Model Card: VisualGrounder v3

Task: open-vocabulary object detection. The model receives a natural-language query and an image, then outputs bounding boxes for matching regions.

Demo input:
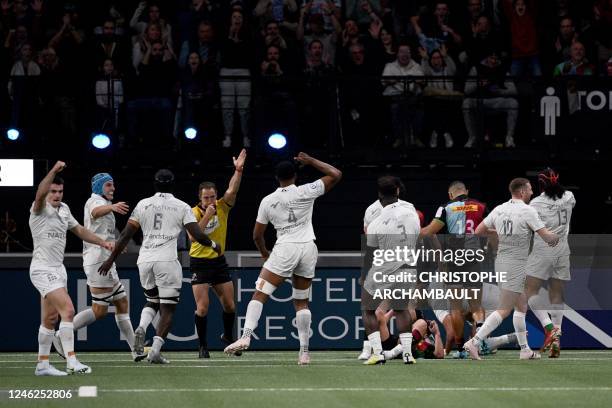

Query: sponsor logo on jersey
[451,204,479,212]
[46,232,66,239]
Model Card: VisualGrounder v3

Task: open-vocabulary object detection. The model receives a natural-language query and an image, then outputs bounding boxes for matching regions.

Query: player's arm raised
[223,148,247,207]
[253,222,270,260]
[294,152,342,193]
[70,224,114,251]
[185,222,221,254]
[99,219,140,275]
[91,202,130,219]
[33,160,66,214]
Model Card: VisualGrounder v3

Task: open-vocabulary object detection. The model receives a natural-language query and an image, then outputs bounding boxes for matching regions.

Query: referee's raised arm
[294,152,342,193]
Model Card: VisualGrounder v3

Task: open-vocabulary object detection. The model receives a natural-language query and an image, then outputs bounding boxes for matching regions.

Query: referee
[189,149,246,358]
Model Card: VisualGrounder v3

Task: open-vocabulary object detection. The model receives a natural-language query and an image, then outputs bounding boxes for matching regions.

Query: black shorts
[190,255,232,286]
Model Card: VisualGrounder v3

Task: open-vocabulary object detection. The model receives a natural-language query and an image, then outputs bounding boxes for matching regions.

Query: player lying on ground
[30,161,114,376]
[224,153,342,365]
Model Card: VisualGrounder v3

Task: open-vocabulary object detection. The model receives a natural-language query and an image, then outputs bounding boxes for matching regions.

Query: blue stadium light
[92,133,111,150]
[268,133,287,149]
[6,128,20,141]
[184,127,197,140]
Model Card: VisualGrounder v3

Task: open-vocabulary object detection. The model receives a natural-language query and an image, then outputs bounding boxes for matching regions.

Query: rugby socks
[473,311,503,344]
[527,297,554,330]
[241,300,263,339]
[513,311,529,350]
[73,308,96,331]
[138,306,157,331]
[296,309,312,353]
[550,304,564,330]
[484,333,517,350]
[367,331,383,355]
[115,313,135,351]
[58,322,77,363]
[222,311,236,340]
[399,332,413,356]
[151,336,164,355]
[195,313,208,348]
[37,326,55,367]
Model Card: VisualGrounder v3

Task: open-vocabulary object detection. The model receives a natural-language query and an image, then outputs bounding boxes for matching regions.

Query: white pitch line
[92,387,612,393]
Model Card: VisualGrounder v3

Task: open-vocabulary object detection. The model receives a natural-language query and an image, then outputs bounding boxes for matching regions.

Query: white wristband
[211,241,217,249]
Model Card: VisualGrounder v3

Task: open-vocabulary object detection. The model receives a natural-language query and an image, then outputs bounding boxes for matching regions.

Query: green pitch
[1,351,611,407]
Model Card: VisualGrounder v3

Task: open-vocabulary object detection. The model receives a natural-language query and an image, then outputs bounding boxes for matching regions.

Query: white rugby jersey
[363,199,416,230]
[256,179,325,243]
[483,199,545,262]
[29,201,79,269]
[129,193,196,264]
[530,191,575,257]
[367,201,421,275]
[83,194,116,266]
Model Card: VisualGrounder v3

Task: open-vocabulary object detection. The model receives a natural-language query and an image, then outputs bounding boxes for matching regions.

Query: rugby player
[223,153,342,364]
[99,169,220,364]
[525,168,575,358]
[362,176,421,365]
[30,161,114,375]
[53,173,144,362]
[464,178,559,360]
[190,149,246,358]
[421,181,487,358]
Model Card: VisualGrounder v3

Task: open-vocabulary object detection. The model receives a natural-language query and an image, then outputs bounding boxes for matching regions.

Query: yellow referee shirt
[189,198,231,259]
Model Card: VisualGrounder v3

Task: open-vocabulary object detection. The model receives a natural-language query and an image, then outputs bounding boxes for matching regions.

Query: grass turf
[1,350,611,407]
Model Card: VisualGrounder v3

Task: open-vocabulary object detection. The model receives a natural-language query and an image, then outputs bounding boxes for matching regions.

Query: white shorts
[84,262,119,288]
[525,255,571,281]
[30,265,67,298]
[138,260,183,290]
[263,241,318,279]
[496,261,526,294]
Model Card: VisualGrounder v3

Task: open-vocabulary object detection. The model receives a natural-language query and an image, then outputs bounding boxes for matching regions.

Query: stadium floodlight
[184,127,197,140]
[6,128,20,141]
[268,133,287,149]
[92,133,111,149]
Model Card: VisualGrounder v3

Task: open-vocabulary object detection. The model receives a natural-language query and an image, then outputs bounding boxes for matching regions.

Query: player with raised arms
[99,169,220,364]
[223,153,342,364]
[464,178,559,360]
[29,161,114,375]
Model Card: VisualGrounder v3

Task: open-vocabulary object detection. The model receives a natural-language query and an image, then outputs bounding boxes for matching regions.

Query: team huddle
[27,153,574,376]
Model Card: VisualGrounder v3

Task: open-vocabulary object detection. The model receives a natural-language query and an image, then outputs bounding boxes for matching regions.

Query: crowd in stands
[1,0,612,152]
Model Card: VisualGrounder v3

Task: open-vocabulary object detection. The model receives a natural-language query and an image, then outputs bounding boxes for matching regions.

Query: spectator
[463,51,518,148]
[132,22,173,71]
[219,9,253,148]
[345,0,382,26]
[462,14,506,68]
[129,1,173,50]
[411,2,463,55]
[300,0,341,33]
[340,42,381,147]
[553,41,595,76]
[388,0,420,38]
[368,22,397,72]
[176,0,225,45]
[8,42,39,133]
[420,44,457,148]
[37,46,78,144]
[95,59,124,135]
[301,39,336,146]
[258,20,288,58]
[128,40,177,147]
[593,0,612,69]
[91,19,130,73]
[3,24,29,62]
[179,52,219,138]
[297,2,340,66]
[253,0,299,34]
[501,0,542,77]
[382,43,425,148]
[178,20,219,69]
[48,5,86,71]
